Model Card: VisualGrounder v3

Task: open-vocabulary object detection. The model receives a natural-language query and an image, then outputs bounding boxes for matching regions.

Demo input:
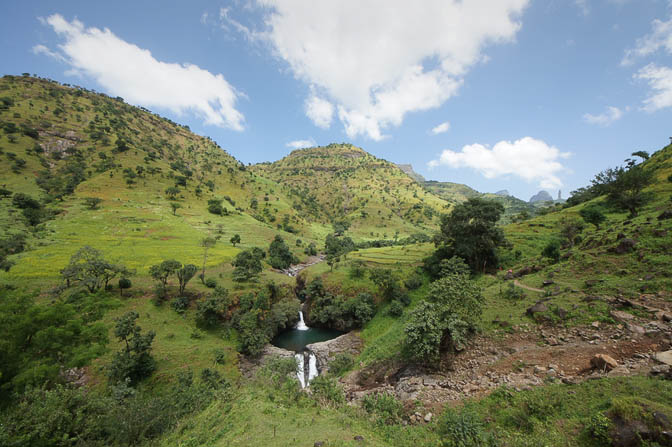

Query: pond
[271,327,344,352]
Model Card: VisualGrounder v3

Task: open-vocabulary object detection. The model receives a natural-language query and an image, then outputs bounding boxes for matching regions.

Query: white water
[295,353,306,388]
[296,311,309,331]
[307,354,318,383]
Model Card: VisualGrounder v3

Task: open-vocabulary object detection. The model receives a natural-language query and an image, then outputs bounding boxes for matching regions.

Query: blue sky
[2,1,672,201]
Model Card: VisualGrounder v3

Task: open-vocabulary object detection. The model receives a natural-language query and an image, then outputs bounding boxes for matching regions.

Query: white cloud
[305,94,334,129]
[583,106,623,126]
[622,17,672,65]
[431,121,451,135]
[253,0,529,140]
[286,138,315,149]
[37,14,245,130]
[635,63,672,111]
[200,12,209,25]
[575,0,590,16]
[428,137,570,189]
[32,44,66,62]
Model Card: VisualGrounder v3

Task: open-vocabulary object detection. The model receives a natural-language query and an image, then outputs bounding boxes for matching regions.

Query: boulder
[591,354,619,371]
[654,351,672,366]
[354,435,364,442]
[306,332,363,371]
[424,413,433,423]
[611,238,637,254]
[526,302,548,316]
[610,310,635,322]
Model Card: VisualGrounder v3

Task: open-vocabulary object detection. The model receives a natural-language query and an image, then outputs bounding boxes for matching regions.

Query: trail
[512,279,544,293]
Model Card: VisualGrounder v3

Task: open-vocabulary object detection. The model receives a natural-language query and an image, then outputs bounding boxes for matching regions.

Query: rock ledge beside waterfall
[306,332,363,373]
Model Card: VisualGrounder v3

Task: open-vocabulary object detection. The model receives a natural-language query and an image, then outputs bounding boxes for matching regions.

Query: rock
[651,364,671,375]
[626,322,646,335]
[610,310,635,322]
[424,413,433,423]
[611,238,637,254]
[654,351,672,366]
[591,321,601,328]
[354,435,364,442]
[608,365,630,377]
[314,442,324,447]
[534,366,547,374]
[526,302,548,316]
[306,332,363,370]
[658,210,672,221]
[591,354,619,371]
[542,280,555,287]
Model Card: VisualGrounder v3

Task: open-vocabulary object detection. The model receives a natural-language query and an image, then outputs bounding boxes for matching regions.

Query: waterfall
[296,311,309,331]
[307,353,318,382]
[295,353,306,388]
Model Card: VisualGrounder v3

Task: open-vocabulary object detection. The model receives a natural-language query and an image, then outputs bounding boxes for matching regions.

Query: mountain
[252,144,448,240]
[494,189,510,196]
[395,163,426,183]
[529,190,553,203]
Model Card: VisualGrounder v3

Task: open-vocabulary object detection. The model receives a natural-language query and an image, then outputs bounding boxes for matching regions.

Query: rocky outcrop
[238,344,295,378]
[529,190,553,203]
[306,332,363,373]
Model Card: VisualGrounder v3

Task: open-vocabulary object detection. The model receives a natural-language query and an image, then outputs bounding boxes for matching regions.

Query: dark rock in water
[527,302,548,316]
[529,190,553,203]
[611,238,637,254]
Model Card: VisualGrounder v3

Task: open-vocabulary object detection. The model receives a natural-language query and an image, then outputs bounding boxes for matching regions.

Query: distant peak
[395,163,426,183]
[494,190,510,197]
[529,190,553,203]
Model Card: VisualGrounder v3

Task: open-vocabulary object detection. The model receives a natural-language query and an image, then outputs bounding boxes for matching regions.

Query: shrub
[171,296,190,313]
[204,277,217,288]
[387,300,404,317]
[499,282,524,301]
[438,406,495,447]
[362,392,404,425]
[328,353,355,376]
[118,277,132,296]
[310,376,345,406]
[404,272,423,290]
[108,311,156,385]
[542,239,561,263]
[195,287,230,328]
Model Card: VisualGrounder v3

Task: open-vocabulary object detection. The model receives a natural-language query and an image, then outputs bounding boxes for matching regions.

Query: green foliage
[559,217,585,247]
[369,268,402,301]
[171,295,190,313]
[309,375,345,406]
[584,411,612,445]
[231,248,264,282]
[306,279,375,329]
[541,239,561,263]
[404,274,483,363]
[348,260,367,279]
[176,263,198,295]
[592,161,654,217]
[164,186,179,199]
[268,235,297,269]
[61,246,130,293]
[170,201,181,215]
[328,353,355,376]
[362,392,404,425]
[304,242,317,256]
[438,406,496,447]
[195,287,230,328]
[0,291,107,399]
[0,233,26,272]
[325,232,355,259]
[579,204,606,229]
[204,277,217,288]
[149,259,181,298]
[438,256,471,277]
[499,282,525,301]
[83,197,102,210]
[118,277,131,296]
[428,198,507,275]
[404,272,424,290]
[108,311,156,385]
[207,198,225,215]
[230,233,241,247]
[387,300,404,317]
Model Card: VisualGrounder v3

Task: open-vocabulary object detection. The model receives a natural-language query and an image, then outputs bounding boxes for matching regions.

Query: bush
[195,287,230,328]
[438,406,496,447]
[204,278,217,288]
[404,272,423,290]
[171,296,190,313]
[542,239,561,263]
[108,312,156,385]
[362,392,404,425]
[387,300,404,317]
[328,353,355,376]
[499,282,524,301]
[309,375,345,406]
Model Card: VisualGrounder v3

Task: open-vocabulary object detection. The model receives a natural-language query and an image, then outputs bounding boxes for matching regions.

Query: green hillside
[253,144,449,240]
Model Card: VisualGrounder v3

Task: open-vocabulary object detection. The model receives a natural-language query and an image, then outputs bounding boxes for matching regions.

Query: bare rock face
[654,351,672,367]
[591,354,619,371]
[306,332,363,372]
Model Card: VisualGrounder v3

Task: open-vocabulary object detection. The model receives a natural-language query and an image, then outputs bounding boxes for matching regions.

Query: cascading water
[307,353,318,382]
[296,311,309,331]
[295,353,306,388]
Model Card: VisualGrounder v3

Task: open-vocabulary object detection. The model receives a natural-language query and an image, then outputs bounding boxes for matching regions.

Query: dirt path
[513,279,544,293]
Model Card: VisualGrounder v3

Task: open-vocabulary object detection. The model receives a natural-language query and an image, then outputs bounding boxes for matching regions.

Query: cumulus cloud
[36,14,245,130]
[635,63,672,111]
[583,106,624,126]
[428,137,570,189]
[286,138,315,149]
[622,17,672,65]
[431,121,451,135]
[305,94,334,129]
[252,0,529,140]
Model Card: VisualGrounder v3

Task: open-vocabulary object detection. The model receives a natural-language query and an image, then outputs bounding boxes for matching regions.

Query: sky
[2,1,672,201]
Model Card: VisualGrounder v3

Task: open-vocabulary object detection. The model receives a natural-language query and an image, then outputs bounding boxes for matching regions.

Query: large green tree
[268,235,297,270]
[427,198,507,276]
[108,311,156,385]
[61,246,130,293]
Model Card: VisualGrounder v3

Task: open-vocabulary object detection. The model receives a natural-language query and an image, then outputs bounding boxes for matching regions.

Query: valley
[1,74,672,447]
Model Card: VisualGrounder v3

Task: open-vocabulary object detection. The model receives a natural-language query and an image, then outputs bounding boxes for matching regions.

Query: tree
[207,199,224,215]
[268,235,297,270]
[61,246,130,293]
[427,198,507,275]
[176,264,198,295]
[170,202,181,216]
[118,277,132,296]
[369,268,402,301]
[231,248,263,282]
[542,239,561,263]
[591,160,654,218]
[579,205,606,229]
[196,287,230,328]
[403,274,483,364]
[84,197,102,210]
[559,217,585,247]
[230,234,241,247]
[108,311,156,385]
[165,186,179,200]
[325,233,355,260]
[149,259,181,298]
[200,237,216,284]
